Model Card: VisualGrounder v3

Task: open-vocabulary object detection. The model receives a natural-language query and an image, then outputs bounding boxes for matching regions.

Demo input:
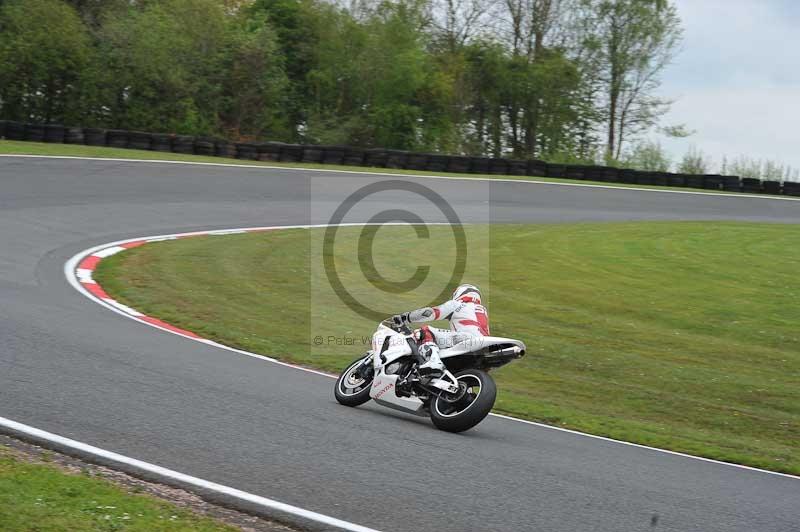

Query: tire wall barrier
[0,120,793,195]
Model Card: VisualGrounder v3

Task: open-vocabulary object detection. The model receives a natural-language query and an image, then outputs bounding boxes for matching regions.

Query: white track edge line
[63,224,800,481]
[65,223,451,379]
[5,153,800,202]
[0,416,380,532]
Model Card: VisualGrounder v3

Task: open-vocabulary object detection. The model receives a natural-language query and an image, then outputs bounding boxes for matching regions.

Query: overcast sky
[658,0,800,173]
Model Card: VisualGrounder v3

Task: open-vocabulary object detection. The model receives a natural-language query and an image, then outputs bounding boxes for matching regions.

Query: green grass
[0,139,757,195]
[94,222,800,475]
[0,446,235,531]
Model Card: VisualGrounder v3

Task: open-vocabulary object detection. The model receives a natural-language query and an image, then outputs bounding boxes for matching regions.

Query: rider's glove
[391,313,410,328]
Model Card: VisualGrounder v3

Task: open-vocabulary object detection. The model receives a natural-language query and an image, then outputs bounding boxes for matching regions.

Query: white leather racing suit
[405,296,490,372]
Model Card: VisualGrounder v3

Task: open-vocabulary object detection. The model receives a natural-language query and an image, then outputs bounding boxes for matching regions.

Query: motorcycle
[334,319,526,432]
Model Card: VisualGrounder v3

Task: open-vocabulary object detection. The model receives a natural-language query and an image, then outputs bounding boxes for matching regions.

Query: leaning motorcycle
[334,319,526,433]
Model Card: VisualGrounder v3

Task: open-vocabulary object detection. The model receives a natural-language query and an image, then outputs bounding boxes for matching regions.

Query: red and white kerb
[75,239,207,340]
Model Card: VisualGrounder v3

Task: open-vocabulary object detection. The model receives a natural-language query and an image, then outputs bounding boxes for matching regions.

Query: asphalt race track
[1,156,799,532]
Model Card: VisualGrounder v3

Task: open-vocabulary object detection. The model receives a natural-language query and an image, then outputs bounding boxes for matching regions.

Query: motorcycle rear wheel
[430,369,496,433]
[334,355,374,407]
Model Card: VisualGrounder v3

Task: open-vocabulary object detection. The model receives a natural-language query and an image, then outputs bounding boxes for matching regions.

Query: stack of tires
[447,156,471,173]
[280,144,303,163]
[256,142,281,162]
[470,157,490,174]
[365,149,388,168]
[24,123,46,142]
[106,129,129,149]
[740,178,762,194]
[563,165,586,180]
[235,143,258,160]
[64,127,84,144]
[721,175,742,192]
[343,147,366,166]
[193,137,215,156]
[405,153,428,171]
[685,174,705,189]
[44,124,65,143]
[84,128,107,146]
[172,135,194,154]
[150,133,172,152]
[528,160,548,177]
[782,182,800,197]
[215,139,236,158]
[546,164,566,178]
[1,120,777,199]
[129,131,152,151]
[762,180,781,195]
[385,150,408,169]
[3,121,26,140]
[427,154,450,172]
[666,173,686,188]
[702,175,724,190]
[489,158,509,175]
[323,146,347,166]
[301,145,324,164]
[506,159,527,176]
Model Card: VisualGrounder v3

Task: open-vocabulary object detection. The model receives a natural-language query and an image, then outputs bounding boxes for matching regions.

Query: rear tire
[334,356,374,407]
[430,369,496,433]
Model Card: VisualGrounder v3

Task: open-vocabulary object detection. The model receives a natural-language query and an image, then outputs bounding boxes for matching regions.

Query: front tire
[334,355,374,407]
[430,369,496,433]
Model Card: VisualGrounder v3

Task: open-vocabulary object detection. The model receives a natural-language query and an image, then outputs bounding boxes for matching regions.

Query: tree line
[0,0,685,165]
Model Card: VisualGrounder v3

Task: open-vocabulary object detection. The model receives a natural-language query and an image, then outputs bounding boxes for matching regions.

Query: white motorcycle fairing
[335,319,526,432]
[369,325,427,415]
[439,335,525,358]
[369,373,427,415]
[366,324,525,415]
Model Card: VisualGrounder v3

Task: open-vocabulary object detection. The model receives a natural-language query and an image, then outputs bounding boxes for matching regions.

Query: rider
[392,284,489,376]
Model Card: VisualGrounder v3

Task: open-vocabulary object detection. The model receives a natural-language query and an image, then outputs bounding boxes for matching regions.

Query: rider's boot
[418,343,445,376]
[417,344,459,393]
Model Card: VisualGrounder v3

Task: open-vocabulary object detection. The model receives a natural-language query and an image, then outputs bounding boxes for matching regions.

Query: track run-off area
[1,155,799,532]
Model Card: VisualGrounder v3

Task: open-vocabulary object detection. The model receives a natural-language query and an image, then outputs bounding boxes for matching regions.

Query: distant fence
[2,120,798,197]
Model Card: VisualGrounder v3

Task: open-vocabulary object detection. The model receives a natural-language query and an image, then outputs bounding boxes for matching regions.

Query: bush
[677,145,711,175]
[722,155,800,183]
[622,140,671,172]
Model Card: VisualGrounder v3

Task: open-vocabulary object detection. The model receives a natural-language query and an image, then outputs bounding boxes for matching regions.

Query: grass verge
[94,222,800,475]
[0,140,761,196]
[0,444,236,531]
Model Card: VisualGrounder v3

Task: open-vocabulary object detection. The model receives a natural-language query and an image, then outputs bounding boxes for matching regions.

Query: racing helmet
[452,283,481,303]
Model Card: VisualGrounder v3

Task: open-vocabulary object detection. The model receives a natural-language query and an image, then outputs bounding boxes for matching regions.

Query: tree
[498,0,572,59]
[219,12,290,139]
[249,0,320,139]
[472,0,607,161]
[582,0,682,161]
[430,0,493,53]
[98,0,230,134]
[462,41,508,156]
[305,0,453,150]
[526,50,584,158]
[0,0,93,123]
[0,0,689,160]
[63,0,128,28]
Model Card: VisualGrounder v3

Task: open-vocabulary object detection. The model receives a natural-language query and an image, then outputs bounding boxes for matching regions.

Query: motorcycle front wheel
[430,369,496,433]
[334,355,374,407]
